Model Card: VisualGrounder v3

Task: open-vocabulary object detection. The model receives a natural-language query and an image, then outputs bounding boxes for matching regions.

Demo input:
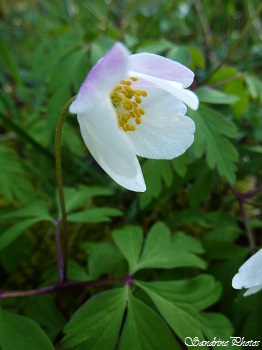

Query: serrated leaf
[189,105,238,183]
[61,288,126,350]
[119,292,180,350]
[0,201,51,221]
[172,232,205,255]
[67,259,90,281]
[135,222,206,271]
[67,207,122,223]
[136,275,223,342]
[171,152,189,177]
[196,87,239,104]
[188,168,214,208]
[112,226,143,273]
[0,145,37,204]
[83,241,124,279]
[136,40,173,54]
[140,160,173,209]
[61,185,113,216]
[189,46,205,69]
[0,218,44,250]
[167,45,190,66]
[0,307,54,350]
[0,36,24,90]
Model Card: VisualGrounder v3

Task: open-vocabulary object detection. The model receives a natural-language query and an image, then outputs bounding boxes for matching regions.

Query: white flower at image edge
[232,248,262,296]
[70,43,199,191]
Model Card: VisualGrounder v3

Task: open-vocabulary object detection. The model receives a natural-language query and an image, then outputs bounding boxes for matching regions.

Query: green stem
[202,2,262,84]
[55,96,76,281]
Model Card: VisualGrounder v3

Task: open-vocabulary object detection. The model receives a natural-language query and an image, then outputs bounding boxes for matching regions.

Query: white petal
[77,99,146,192]
[232,249,262,290]
[129,70,199,110]
[70,43,129,114]
[243,285,262,297]
[129,53,194,88]
[126,87,195,159]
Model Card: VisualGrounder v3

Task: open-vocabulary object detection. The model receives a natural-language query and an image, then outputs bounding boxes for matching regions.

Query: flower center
[110,77,147,132]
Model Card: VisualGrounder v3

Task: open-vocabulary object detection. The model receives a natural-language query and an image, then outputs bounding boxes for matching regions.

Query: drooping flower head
[70,43,199,191]
[232,248,262,296]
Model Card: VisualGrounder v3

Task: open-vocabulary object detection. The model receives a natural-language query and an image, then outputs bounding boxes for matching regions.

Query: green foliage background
[0,0,262,348]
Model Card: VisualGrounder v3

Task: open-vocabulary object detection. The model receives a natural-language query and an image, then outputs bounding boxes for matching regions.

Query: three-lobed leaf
[114,222,207,273]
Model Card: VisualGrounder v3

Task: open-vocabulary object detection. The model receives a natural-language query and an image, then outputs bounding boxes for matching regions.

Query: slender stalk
[0,275,132,299]
[54,219,64,282]
[55,96,76,281]
[202,2,262,84]
[239,200,256,253]
[229,185,262,253]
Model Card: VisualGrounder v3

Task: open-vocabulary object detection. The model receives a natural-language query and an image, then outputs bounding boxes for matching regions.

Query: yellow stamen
[110,77,148,132]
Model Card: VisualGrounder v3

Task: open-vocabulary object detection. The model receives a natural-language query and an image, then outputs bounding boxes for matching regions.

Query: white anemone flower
[70,43,199,191]
[232,248,262,296]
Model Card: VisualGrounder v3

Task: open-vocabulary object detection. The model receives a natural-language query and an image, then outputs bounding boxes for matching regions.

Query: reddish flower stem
[230,185,262,252]
[0,275,134,300]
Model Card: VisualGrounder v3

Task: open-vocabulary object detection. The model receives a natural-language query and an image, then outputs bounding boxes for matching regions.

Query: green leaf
[119,293,180,350]
[196,87,239,104]
[83,241,124,279]
[135,222,206,271]
[243,145,262,154]
[188,167,214,208]
[0,218,43,250]
[171,152,189,177]
[61,185,113,216]
[22,295,66,341]
[198,313,234,341]
[172,231,205,255]
[67,259,90,281]
[189,46,205,69]
[112,226,143,273]
[67,207,122,223]
[0,201,51,221]
[136,275,223,341]
[245,74,262,103]
[0,307,54,350]
[61,288,126,350]
[136,40,173,54]
[167,45,190,66]
[189,105,238,183]
[140,160,173,209]
[0,145,38,204]
[0,37,24,90]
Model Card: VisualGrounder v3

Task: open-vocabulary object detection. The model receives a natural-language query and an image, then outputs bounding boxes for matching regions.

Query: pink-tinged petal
[70,43,129,114]
[77,99,146,192]
[126,87,195,159]
[129,70,199,110]
[129,53,194,88]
